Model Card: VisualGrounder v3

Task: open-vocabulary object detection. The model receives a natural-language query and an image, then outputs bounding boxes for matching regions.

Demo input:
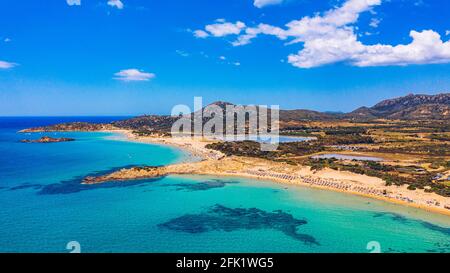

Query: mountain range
[109,93,449,132]
[23,93,450,134]
[279,93,450,121]
[345,93,450,120]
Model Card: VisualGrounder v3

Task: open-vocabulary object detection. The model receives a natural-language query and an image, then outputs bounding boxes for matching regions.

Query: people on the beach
[242,169,446,209]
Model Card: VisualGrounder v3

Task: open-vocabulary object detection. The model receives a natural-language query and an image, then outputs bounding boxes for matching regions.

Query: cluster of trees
[318,134,374,145]
[377,144,450,156]
[324,127,367,135]
[428,134,450,142]
[281,126,368,136]
[206,141,270,158]
[206,133,375,159]
[205,141,324,159]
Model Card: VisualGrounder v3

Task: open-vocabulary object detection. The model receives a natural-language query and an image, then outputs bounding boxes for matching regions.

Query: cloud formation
[193,30,209,38]
[114,69,155,81]
[107,0,124,9]
[175,50,189,57]
[0,60,17,69]
[194,0,450,68]
[200,21,246,37]
[66,0,81,6]
[351,30,450,67]
[369,18,381,28]
[253,0,284,8]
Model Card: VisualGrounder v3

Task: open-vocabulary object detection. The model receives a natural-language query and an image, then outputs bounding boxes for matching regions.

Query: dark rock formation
[21,136,75,143]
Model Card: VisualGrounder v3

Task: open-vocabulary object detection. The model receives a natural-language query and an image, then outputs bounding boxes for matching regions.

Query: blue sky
[0,0,449,116]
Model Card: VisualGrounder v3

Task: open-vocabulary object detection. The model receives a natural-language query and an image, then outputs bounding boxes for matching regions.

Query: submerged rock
[159,204,320,245]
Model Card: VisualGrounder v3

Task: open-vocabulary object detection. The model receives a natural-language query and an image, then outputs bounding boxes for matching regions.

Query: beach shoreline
[93,129,450,217]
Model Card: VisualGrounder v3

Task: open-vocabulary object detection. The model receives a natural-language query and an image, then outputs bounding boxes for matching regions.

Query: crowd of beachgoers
[238,170,446,211]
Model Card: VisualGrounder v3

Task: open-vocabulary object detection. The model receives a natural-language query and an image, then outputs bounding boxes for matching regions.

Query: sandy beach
[91,130,450,217]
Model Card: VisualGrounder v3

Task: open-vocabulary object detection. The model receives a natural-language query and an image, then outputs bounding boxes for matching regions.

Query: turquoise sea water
[0,117,449,253]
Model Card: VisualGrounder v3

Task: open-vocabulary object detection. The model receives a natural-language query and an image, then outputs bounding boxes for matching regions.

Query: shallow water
[0,117,449,253]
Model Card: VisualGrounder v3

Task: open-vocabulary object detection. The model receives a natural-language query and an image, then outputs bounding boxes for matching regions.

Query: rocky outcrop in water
[82,166,167,184]
[21,136,75,143]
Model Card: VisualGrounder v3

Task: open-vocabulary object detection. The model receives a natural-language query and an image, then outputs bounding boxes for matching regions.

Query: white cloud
[232,23,287,46]
[193,30,209,38]
[446,30,450,36]
[231,0,381,46]
[233,62,241,66]
[66,0,81,6]
[414,0,425,6]
[353,30,450,67]
[195,0,450,68]
[4,38,11,43]
[369,18,381,28]
[198,20,246,37]
[219,56,226,60]
[0,60,17,69]
[200,51,209,58]
[107,0,124,9]
[114,69,155,81]
[253,0,284,8]
[175,50,189,57]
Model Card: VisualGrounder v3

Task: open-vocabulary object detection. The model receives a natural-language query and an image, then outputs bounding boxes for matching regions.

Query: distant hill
[346,93,450,120]
[204,94,450,121]
[24,93,449,135]
[112,115,177,132]
[127,94,449,125]
[114,94,450,133]
[279,109,337,121]
[197,101,337,121]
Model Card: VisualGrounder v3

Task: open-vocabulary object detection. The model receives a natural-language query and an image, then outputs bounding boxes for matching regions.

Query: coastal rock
[82,166,166,184]
[21,136,75,143]
[19,122,117,133]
